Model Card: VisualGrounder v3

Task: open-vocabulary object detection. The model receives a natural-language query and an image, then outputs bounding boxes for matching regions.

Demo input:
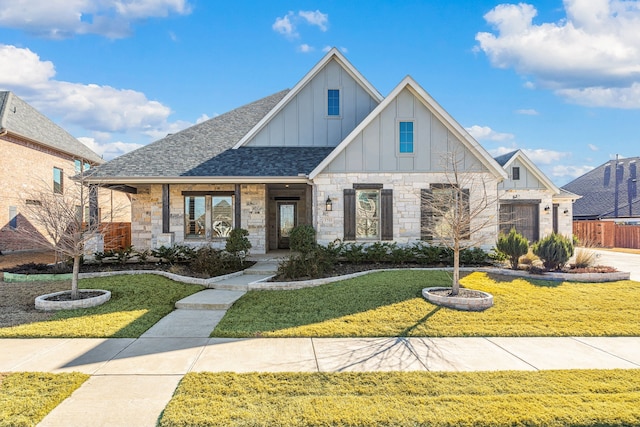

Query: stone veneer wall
[313,172,501,248]
[130,183,268,253]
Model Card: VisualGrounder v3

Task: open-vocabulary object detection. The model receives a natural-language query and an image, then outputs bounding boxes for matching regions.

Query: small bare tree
[421,149,499,295]
[18,167,126,299]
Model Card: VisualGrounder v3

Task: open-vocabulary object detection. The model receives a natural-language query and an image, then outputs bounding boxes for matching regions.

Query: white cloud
[466,125,514,141]
[588,143,599,151]
[78,136,144,160]
[298,44,314,53]
[0,43,193,151]
[515,108,539,115]
[521,148,569,165]
[551,164,595,179]
[476,1,640,108]
[272,12,297,37]
[273,10,329,42]
[195,114,210,124]
[0,0,191,39]
[298,10,328,31]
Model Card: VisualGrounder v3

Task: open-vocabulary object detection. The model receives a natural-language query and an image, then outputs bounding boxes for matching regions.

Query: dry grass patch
[159,370,640,427]
[0,275,203,338]
[213,271,640,337]
[0,372,88,427]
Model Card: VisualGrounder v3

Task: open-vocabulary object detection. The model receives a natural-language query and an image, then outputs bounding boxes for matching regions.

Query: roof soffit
[233,47,383,149]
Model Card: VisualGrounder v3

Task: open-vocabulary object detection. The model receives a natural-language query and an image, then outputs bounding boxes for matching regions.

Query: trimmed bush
[532,233,574,271]
[289,224,316,255]
[496,228,529,270]
[225,228,251,264]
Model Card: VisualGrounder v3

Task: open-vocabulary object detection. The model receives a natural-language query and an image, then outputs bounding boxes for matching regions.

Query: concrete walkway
[1,258,637,427]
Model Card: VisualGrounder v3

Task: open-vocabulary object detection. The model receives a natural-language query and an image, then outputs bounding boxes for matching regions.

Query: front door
[277,202,297,249]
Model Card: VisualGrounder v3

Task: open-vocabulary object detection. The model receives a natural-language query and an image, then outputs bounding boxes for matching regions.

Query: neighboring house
[86,49,574,254]
[563,157,640,221]
[494,150,579,242]
[0,91,131,252]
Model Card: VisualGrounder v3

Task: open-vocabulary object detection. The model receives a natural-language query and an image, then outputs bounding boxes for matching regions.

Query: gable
[499,158,545,189]
[244,58,379,148]
[313,80,506,177]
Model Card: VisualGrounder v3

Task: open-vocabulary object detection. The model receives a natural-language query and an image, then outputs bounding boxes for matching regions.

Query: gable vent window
[399,121,414,153]
[327,89,340,116]
[512,167,520,181]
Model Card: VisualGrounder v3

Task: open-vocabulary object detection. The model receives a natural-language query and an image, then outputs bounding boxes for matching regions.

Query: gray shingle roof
[0,91,103,163]
[183,147,334,177]
[90,90,290,178]
[562,157,640,219]
[493,150,518,167]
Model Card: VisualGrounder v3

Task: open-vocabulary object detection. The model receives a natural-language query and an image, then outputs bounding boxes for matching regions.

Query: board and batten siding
[324,88,488,173]
[245,59,379,148]
[498,158,546,190]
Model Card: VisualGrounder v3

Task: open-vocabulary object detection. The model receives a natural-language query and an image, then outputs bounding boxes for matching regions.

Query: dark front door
[277,202,297,249]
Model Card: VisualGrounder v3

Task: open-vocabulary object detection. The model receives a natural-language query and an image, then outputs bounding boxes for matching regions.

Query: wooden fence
[573,221,640,249]
[100,222,131,251]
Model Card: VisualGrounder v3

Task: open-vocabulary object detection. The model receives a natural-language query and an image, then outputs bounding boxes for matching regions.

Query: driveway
[591,249,640,281]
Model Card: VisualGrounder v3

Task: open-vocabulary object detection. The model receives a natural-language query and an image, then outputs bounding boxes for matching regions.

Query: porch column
[89,184,99,228]
[162,184,170,233]
[234,184,241,229]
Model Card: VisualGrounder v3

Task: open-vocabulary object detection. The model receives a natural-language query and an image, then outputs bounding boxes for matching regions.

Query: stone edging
[422,287,494,311]
[35,289,111,311]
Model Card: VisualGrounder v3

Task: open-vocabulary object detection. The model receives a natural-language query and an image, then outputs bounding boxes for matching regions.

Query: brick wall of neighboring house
[0,135,131,252]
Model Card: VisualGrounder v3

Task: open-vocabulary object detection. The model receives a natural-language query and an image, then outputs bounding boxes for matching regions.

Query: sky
[0,0,639,186]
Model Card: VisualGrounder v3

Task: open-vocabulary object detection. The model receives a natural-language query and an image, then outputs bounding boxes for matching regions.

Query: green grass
[159,370,640,427]
[212,270,640,337]
[0,275,204,338]
[0,372,89,427]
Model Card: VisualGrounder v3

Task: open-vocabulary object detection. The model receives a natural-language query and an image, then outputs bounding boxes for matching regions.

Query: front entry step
[243,262,279,276]
[175,289,245,310]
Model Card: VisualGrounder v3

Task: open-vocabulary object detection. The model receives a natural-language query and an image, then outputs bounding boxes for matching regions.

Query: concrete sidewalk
[0,336,637,426]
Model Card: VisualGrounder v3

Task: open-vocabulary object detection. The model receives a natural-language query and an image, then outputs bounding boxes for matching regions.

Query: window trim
[512,166,520,181]
[397,119,415,156]
[183,193,236,240]
[326,88,342,118]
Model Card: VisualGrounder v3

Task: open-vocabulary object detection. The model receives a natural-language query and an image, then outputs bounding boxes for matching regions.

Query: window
[512,167,520,180]
[212,195,234,238]
[356,189,380,239]
[75,160,82,173]
[185,196,206,238]
[184,193,235,239]
[327,89,340,116]
[53,167,63,194]
[421,185,470,241]
[399,121,414,153]
[344,185,393,241]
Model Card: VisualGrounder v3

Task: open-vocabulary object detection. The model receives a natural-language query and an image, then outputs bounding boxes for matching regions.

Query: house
[86,49,574,253]
[562,156,640,221]
[494,149,579,242]
[0,91,131,252]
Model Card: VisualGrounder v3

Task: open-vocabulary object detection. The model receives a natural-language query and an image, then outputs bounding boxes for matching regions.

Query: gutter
[83,175,313,185]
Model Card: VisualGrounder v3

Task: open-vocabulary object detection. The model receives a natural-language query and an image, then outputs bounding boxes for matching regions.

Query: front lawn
[0,275,204,338]
[212,271,640,337]
[0,372,89,427]
[159,370,640,427]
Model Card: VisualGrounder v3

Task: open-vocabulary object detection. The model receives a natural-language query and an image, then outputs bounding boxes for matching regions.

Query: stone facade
[313,172,501,248]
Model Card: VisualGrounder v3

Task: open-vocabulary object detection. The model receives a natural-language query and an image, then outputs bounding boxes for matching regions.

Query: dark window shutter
[343,189,356,240]
[421,189,433,240]
[381,189,393,240]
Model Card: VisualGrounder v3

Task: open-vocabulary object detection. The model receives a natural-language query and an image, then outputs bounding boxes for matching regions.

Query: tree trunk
[71,255,80,300]
[451,245,460,296]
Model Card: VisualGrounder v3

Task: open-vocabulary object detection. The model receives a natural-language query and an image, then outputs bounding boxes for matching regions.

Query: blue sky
[1,0,638,186]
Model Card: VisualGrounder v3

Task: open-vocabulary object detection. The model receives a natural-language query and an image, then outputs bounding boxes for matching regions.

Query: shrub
[190,246,239,277]
[225,228,252,264]
[412,242,442,265]
[532,233,575,271]
[573,248,597,269]
[289,225,316,255]
[460,247,489,265]
[151,244,196,264]
[342,243,366,263]
[496,228,529,270]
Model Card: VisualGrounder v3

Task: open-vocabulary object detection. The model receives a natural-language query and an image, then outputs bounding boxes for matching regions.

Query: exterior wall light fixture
[325,197,333,211]
[544,205,550,211]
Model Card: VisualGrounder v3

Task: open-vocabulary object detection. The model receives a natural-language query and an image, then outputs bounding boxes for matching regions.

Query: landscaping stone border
[35,289,111,311]
[422,287,493,311]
